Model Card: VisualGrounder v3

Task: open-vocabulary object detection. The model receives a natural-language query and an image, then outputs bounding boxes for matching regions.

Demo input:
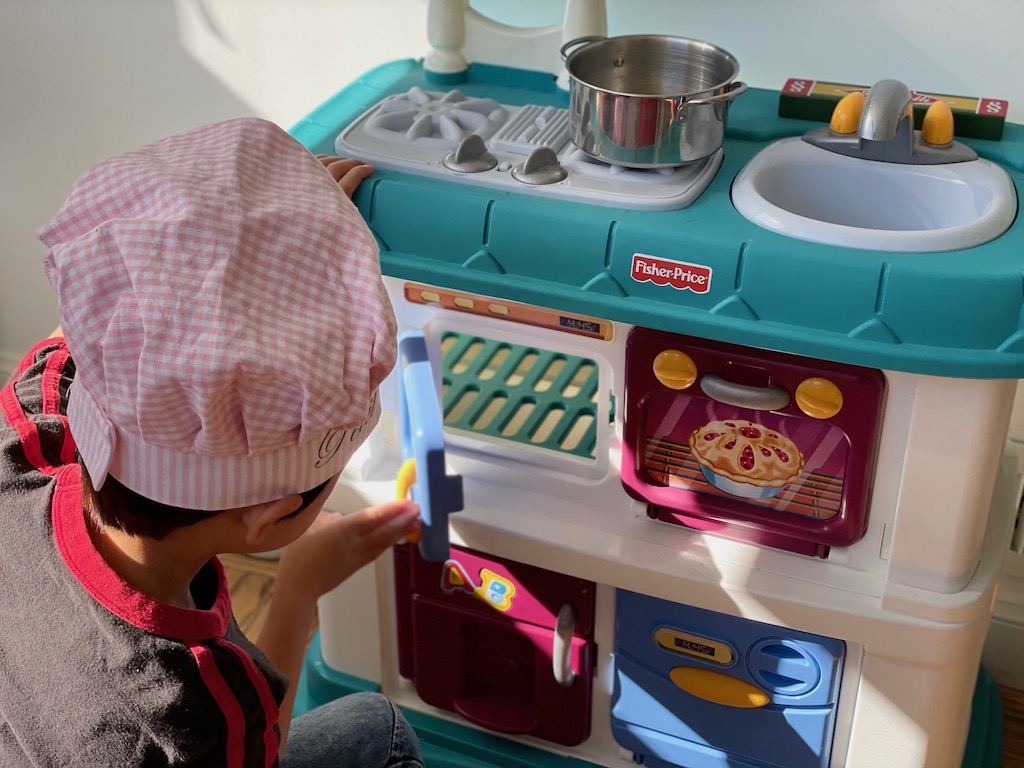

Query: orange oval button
[653,349,697,390]
[669,667,770,708]
[795,377,844,419]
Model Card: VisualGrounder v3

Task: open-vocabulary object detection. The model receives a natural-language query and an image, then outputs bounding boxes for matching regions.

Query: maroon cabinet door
[394,544,596,746]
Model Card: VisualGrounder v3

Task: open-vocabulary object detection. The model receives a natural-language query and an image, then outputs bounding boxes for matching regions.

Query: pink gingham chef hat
[39,118,396,510]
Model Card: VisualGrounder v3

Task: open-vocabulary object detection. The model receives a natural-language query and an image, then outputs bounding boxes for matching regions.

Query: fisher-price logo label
[631,253,712,294]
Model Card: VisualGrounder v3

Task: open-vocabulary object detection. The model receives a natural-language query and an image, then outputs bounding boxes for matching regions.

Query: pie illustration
[689,420,804,497]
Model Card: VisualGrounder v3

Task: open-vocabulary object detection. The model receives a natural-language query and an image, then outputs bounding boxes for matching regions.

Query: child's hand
[275,500,420,605]
[315,154,374,198]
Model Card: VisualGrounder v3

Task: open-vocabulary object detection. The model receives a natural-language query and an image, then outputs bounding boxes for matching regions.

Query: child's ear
[239,496,302,545]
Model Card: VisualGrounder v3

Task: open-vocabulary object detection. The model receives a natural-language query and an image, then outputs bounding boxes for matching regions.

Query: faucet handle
[921,101,955,146]
[829,91,866,134]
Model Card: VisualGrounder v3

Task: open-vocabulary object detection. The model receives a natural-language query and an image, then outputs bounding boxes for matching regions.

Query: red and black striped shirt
[0,339,286,767]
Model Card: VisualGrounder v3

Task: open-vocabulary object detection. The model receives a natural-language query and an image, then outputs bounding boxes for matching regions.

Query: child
[0,118,423,767]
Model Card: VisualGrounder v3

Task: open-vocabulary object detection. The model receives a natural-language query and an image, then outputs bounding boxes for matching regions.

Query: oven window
[641,390,848,521]
[439,331,601,461]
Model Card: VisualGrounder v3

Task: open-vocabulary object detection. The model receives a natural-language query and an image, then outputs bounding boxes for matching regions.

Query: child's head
[40,118,396,536]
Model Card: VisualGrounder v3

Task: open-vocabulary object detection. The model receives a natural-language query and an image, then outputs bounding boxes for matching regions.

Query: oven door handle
[399,333,464,562]
[699,373,791,411]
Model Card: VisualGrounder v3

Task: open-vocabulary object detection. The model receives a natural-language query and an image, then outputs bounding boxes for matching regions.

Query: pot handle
[686,80,749,107]
[560,35,606,62]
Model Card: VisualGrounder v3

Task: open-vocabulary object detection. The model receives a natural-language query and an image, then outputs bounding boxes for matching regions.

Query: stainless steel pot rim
[562,34,741,98]
[568,79,740,100]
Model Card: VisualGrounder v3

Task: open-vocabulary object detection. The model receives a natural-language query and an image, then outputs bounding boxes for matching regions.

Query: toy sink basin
[731,137,1018,253]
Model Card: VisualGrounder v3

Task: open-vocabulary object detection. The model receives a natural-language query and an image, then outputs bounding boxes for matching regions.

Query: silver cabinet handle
[699,372,791,411]
[553,604,577,687]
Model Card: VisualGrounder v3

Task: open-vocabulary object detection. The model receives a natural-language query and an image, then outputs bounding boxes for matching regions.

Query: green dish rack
[439,332,605,462]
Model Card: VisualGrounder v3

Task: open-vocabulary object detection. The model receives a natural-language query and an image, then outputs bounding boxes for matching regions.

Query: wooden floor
[222,553,1024,767]
[1007,687,1024,768]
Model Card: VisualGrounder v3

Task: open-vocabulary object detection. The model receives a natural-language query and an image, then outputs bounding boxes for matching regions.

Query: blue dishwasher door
[612,591,845,768]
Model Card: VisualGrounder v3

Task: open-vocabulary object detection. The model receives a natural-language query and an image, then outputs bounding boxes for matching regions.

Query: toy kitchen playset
[288,2,1024,766]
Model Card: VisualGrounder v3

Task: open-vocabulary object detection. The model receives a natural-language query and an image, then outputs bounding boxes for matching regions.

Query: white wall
[3,0,1024,371]
[0,1,246,372]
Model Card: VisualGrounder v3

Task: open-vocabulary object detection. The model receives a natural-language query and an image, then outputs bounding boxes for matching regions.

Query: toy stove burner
[366,88,508,149]
[336,88,723,211]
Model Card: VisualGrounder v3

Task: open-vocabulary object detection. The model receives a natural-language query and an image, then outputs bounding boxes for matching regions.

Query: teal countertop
[293,60,1024,379]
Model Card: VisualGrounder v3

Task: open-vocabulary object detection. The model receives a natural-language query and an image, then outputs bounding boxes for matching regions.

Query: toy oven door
[620,327,886,557]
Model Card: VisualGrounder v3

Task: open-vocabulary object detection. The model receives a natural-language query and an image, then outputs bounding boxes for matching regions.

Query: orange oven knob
[668,667,770,709]
[795,377,844,419]
[653,349,698,390]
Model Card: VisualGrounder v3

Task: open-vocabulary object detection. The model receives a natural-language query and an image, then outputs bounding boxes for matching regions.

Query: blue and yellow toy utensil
[397,333,464,562]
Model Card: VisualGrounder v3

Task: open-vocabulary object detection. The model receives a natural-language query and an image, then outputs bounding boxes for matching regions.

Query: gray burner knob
[443,134,497,173]
[511,147,567,185]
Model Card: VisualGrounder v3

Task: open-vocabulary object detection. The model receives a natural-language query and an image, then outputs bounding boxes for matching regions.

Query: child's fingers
[319,156,360,177]
[318,156,370,179]
[324,500,420,540]
[313,155,374,198]
[316,503,419,568]
[335,163,375,198]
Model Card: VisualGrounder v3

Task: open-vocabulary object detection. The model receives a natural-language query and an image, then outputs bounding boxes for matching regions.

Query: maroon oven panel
[622,328,886,556]
[394,544,596,746]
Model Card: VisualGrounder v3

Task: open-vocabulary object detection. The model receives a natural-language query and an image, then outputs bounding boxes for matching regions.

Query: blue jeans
[282,692,423,768]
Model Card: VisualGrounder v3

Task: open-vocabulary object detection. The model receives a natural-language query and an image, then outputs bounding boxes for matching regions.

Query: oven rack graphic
[643,435,843,520]
[439,332,602,460]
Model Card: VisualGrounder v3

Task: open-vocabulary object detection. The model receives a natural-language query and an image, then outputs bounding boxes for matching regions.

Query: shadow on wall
[0,0,253,371]
[175,0,431,129]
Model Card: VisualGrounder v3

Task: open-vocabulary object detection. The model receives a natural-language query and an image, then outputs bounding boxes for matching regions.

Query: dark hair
[80,456,216,540]
[79,456,330,540]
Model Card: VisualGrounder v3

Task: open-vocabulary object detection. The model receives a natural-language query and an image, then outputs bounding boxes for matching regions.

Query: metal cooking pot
[561,35,747,168]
